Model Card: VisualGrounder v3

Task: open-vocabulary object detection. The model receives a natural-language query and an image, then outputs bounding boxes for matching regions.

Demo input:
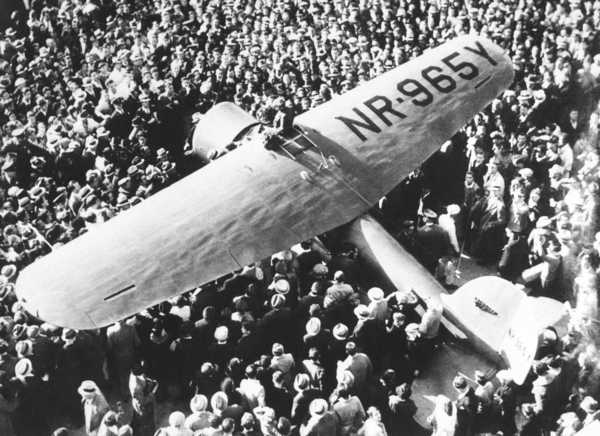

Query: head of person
[277,417,292,435]
[396,382,412,400]
[452,375,468,393]
[367,406,382,421]
[272,343,284,357]
[168,411,186,429]
[211,391,229,413]
[190,394,208,413]
[345,341,357,356]
[294,373,310,392]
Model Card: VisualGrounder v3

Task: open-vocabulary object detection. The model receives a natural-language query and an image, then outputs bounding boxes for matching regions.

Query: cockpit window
[279,128,314,156]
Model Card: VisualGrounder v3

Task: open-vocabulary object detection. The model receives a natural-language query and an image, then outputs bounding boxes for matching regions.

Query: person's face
[475,151,485,164]
[530,190,540,202]
[570,110,579,121]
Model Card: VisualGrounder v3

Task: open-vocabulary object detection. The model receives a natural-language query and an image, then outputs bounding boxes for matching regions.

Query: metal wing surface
[16,36,513,328]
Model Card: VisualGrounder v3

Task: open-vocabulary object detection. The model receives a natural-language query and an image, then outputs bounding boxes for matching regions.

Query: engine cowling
[192,102,260,161]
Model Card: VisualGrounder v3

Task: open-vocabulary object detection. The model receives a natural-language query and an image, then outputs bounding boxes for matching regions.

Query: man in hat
[11,357,52,435]
[260,294,294,351]
[366,287,388,321]
[301,398,339,435]
[453,375,478,436]
[105,96,132,140]
[498,226,530,282]
[57,328,87,426]
[483,158,506,196]
[291,372,321,426]
[185,394,213,431]
[414,209,453,273]
[207,325,234,370]
[78,380,109,436]
[580,396,600,426]
[296,283,324,325]
[493,370,518,435]
[270,343,295,388]
[323,271,358,328]
[330,323,350,366]
[338,341,372,399]
[468,184,507,264]
[560,108,585,145]
[160,411,193,436]
[239,364,266,410]
[438,204,462,254]
[474,370,495,423]
[352,304,386,372]
[107,318,141,400]
[129,361,159,435]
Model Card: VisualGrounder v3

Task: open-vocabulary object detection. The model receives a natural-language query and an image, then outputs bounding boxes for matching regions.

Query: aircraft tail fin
[441,277,569,384]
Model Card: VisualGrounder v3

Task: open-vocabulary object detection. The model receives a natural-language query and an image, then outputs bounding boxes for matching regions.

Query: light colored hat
[367,287,384,301]
[15,340,32,357]
[272,343,284,355]
[309,398,328,416]
[446,204,461,215]
[273,279,290,294]
[168,411,186,428]
[353,304,370,320]
[405,323,421,341]
[306,317,321,336]
[312,263,328,276]
[211,391,229,411]
[294,373,311,391]
[214,325,229,342]
[581,396,599,414]
[190,394,208,413]
[518,90,532,101]
[1,264,17,280]
[78,380,99,396]
[423,208,437,219]
[536,216,552,229]
[333,323,349,340]
[271,293,286,308]
[14,358,33,378]
[453,375,468,390]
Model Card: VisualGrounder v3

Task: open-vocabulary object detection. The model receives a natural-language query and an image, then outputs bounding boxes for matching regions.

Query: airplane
[344,214,571,385]
[16,36,513,330]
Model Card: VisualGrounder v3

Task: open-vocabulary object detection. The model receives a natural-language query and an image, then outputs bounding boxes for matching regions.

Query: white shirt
[558,144,574,174]
[438,214,460,253]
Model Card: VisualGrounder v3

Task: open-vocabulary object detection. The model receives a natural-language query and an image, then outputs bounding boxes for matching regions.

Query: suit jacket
[498,237,530,282]
[415,224,452,268]
[301,412,340,436]
[456,387,478,435]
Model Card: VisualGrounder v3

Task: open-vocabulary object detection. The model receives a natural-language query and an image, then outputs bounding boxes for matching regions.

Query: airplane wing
[16,36,513,329]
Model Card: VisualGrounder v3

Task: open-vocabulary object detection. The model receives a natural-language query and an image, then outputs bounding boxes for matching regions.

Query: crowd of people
[0,0,599,435]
